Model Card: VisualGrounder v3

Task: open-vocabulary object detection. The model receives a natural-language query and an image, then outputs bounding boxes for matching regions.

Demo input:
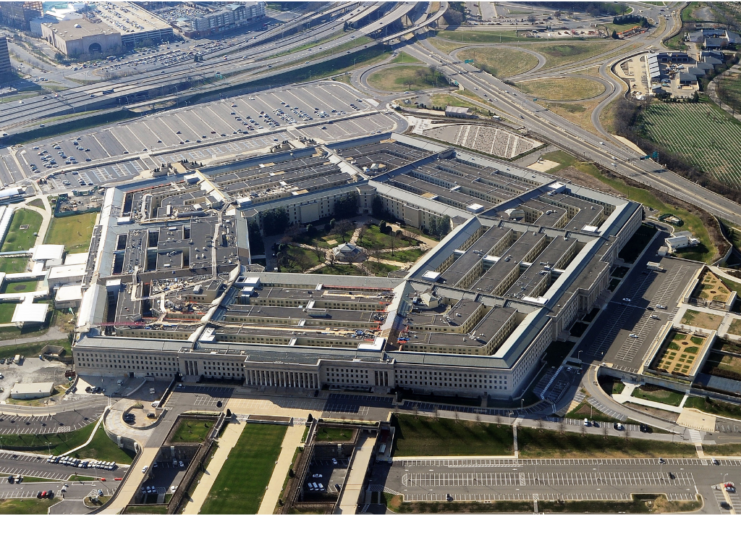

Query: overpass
[380,1,448,43]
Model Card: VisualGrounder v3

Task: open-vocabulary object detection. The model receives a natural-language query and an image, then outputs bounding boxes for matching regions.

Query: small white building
[55,284,84,309]
[12,302,49,327]
[32,244,65,268]
[10,382,54,400]
[48,263,86,287]
[665,233,699,253]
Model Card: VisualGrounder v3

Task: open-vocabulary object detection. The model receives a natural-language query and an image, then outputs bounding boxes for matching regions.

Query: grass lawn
[684,396,741,421]
[391,51,421,64]
[314,427,354,442]
[125,504,168,514]
[380,248,424,263]
[1,209,43,252]
[0,256,29,273]
[73,425,135,464]
[464,47,538,79]
[0,420,93,454]
[391,415,514,457]
[517,426,698,458]
[631,385,685,407]
[565,402,622,423]
[278,245,324,273]
[367,65,444,92]
[363,260,398,276]
[170,418,214,444]
[702,443,741,456]
[517,41,626,69]
[516,77,604,101]
[543,100,604,137]
[0,302,16,323]
[44,213,97,254]
[0,498,59,514]
[313,264,364,276]
[200,423,287,514]
[435,29,524,45]
[0,338,72,361]
[680,309,723,331]
[2,280,37,294]
[357,225,418,251]
[543,150,717,263]
[704,351,741,376]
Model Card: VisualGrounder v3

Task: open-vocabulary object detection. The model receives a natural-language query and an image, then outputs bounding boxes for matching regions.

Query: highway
[0,2,429,134]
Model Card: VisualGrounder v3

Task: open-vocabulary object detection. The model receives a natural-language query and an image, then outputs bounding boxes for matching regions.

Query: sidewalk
[613,382,689,413]
[181,419,246,514]
[257,423,305,514]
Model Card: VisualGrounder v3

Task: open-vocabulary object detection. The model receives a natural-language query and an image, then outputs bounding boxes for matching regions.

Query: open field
[170,418,214,444]
[543,100,604,137]
[516,77,604,101]
[517,41,626,69]
[44,213,98,254]
[542,151,718,264]
[200,423,287,514]
[391,415,514,457]
[464,47,538,79]
[435,30,523,45]
[638,101,741,187]
[1,209,42,252]
[367,65,444,92]
[391,51,421,64]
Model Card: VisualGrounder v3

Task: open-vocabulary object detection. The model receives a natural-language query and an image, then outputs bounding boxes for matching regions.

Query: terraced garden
[638,101,741,186]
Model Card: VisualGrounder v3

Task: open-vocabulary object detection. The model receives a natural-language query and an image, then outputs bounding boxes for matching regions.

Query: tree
[336,220,353,242]
[247,221,264,255]
[371,195,385,218]
[262,207,289,236]
[612,30,619,39]
[527,14,537,24]
[306,223,314,236]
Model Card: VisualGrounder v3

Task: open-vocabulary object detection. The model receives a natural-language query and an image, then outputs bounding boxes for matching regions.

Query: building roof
[55,284,83,302]
[10,382,54,396]
[64,252,89,266]
[12,302,49,324]
[446,106,470,115]
[32,244,64,261]
[44,18,120,39]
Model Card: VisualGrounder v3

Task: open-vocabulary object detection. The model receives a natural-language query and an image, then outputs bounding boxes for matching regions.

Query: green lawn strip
[0,256,30,273]
[170,418,215,444]
[314,427,354,442]
[125,504,168,514]
[44,213,98,254]
[631,385,685,407]
[684,396,741,421]
[1,209,43,252]
[68,474,99,482]
[200,423,287,514]
[386,495,534,513]
[0,498,60,514]
[0,474,62,483]
[380,248,424,263]
[313,264,364,275]
[703,443,741,456]
[0,338,72,360]
[391,415,514,457]
[565,402,623,423]
[542,150,717,263]
[436,29,524,44]
[517,426,698,458]
[540,494,701,514]
[391,51,421,64]
[0,302,16,323]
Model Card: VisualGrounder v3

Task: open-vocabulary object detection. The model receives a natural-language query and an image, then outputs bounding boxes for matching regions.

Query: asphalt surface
[0,451,127,481]
[0,408,103,435]
[375,456,741,514]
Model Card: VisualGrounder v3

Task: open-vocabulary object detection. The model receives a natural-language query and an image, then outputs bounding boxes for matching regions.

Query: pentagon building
[73,134,641,400]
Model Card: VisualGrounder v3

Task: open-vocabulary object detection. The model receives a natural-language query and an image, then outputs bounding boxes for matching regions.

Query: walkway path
[181,419,246,514]
[706,65,741,122]
[60,408,108,457]
[257,423,305,514]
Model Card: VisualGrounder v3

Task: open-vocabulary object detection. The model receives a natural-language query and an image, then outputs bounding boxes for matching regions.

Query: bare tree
[559,420,566,435]
[495,414,502,428]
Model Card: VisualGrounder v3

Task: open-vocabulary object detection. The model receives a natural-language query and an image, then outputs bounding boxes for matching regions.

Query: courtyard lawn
[314,427,354,442]
[357,224,419,251]
[1,209,43,252]
[0,302,16,323]
[44,213,97,254]
[2,280,37,294]
[170,418,215,444]
[0,256,29,273]
[391,415,514,457]
[380,248,424,263]
[200,423,287,514]
[278,245,324,273]
[631,385,685,407]
[363,260,398,276]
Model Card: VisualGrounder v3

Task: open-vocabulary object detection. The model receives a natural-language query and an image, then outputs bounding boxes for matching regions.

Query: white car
[629,334,638,338]
[142,465,149,473]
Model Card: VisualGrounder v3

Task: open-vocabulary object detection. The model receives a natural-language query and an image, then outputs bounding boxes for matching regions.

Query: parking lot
[0,452,127,481]
[21,82,396,186]
[574,241,698,373]
[140,459,187,502]
[0,410,101,435]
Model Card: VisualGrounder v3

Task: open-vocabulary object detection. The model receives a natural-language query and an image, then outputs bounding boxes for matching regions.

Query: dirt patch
[680,309,723,331]
[623,401,681,422]
[554,166,623,196]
